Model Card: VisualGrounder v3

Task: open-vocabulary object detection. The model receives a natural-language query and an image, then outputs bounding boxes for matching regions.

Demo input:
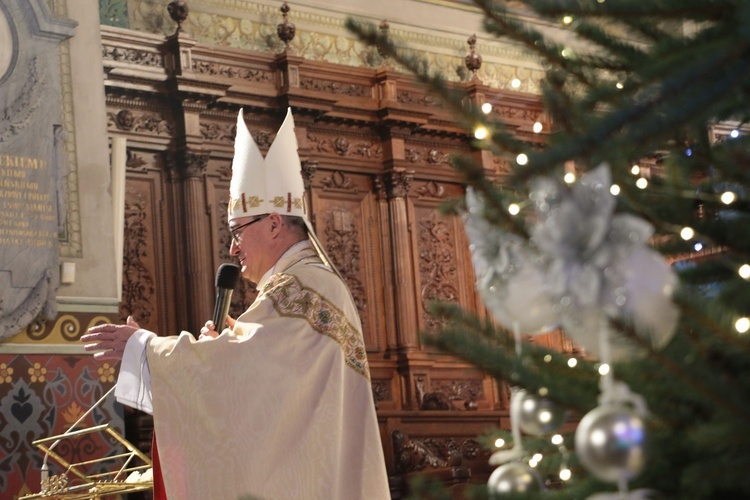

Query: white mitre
[229,107,306,221]
[228,107,339,273]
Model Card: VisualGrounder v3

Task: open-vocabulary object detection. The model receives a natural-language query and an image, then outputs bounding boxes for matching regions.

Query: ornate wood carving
[107,109,173,135]
[307,132,382,158]
[415,181,447,199]
[299,77,369,97]
[417,211,460,332]
[181,150,209,178]
[372,378,392,403]
[392,430,461,474]
[119,187,156,326]
[322,207,367,321]
[102,45,163,66]
[384,170,413,199]
[192,60,273,82]
[320,170,357,192]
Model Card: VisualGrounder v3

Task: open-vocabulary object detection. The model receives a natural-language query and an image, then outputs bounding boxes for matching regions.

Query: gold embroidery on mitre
[272,196,286,208]
[292,198,303,209]
[262,273,370,381]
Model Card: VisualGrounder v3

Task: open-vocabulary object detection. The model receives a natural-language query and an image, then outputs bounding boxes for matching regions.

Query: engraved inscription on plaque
[0,0,76,339]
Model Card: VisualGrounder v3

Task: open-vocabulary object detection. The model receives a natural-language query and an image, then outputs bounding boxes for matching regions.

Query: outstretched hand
[81,316,141,361]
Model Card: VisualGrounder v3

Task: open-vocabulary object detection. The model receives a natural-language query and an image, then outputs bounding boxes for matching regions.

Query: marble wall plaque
[0,1,77,339]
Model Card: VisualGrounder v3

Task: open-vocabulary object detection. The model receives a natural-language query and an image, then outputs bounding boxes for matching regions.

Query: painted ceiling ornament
[529,163,679,360]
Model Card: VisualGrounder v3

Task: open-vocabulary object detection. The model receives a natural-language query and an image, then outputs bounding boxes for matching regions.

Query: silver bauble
[518,390,567,436]
[487,462,543,496]
[574,404,646,483]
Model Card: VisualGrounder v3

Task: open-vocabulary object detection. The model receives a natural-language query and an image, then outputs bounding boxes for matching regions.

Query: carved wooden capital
[301,160,317,190]
[385,170,413,199]
[180,150,210,178]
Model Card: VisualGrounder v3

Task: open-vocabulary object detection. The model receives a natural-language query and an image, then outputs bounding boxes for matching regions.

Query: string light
[685,148,692,156]
[680,227,695,240]
[739,264,750,279]
[516,153,529,165]
[533,121,543,133]
[567,358,577,368]
[736,317,750,334]
[544,354,552,363]
[562,15,573,25]
[560,468,572,481]
[494,438,506,448]
[610,184,621,196]
[721,191,736,204]
[564,172,576,184]
[508,203,520,215]
[598,363,610,376]
[730,129,740,139]
[615,82,624,90]
[481,102,493,114]
[636,178,648,189]
[532,453,543,463]
[511,78,521,88]
[474,126,489,140]
[631,165,640,175]
[561,47,573,58]
[551,434,564,445]
[538,387,549,396]
[694,242,703,252]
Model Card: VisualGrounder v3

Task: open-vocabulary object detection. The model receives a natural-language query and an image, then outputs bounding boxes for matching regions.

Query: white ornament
[517,390,567,436]
[574,404,646,483]
[487,462,543,495]
[464,189,558,334]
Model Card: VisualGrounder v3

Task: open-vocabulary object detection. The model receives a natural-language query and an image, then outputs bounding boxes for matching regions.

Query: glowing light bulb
[516,153,528,165]
[544,354,552,363]
[508,203,520,215]
[561,48,572,58]
[532,453,543,462]
[736,317,750,334]
[616,82,624,89]
[694,242,703,252]
[680,227,695,240]
[563,172,576,184]
[562,15,573,25]
[721,191,736,204]
[551,434,564,445]
[598,363,610,376]
[739,264,750,279]
[532,121,543,133]
[538,387,548,396]
[567,358,577,368]
[511,78,521,88]
[631,165,640,175]
[474,126,488,140]
[481,102,492,114]
[610,184,621,196]
[560,468,572,481]
[730,129,740,139]
[494,438,506,448]
[636,178,648,189]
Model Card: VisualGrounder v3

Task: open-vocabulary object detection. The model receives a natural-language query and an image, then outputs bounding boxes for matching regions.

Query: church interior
[1,0,616,497]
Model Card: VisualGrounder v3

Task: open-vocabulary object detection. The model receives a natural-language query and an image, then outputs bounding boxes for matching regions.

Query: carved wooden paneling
[410,182,476,338]
[308,169,386,353]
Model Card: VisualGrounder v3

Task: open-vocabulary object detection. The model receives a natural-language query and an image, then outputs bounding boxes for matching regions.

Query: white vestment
[116,241,390,499]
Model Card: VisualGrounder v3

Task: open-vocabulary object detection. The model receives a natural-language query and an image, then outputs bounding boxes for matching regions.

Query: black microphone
[212,263,241,330]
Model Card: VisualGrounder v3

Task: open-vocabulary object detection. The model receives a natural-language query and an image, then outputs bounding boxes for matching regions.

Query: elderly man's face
[229,215,271,284]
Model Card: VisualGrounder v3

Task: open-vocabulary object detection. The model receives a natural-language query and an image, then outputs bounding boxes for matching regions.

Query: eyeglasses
[229,215,267,245]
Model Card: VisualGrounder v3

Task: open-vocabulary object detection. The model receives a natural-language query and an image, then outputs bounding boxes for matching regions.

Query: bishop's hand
[81,315,141,361]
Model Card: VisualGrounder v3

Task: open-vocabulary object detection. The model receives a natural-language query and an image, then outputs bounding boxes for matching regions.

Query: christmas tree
[350,0,750,498]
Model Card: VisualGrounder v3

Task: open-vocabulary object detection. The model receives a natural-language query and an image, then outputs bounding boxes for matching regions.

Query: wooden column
[179,151,213,332]
[385,169,418,352]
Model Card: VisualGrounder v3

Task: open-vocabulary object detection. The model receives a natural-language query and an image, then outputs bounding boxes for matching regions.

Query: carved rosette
[106,109,173,136]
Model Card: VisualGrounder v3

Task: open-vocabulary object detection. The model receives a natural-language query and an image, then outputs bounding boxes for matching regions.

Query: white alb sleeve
[115,329,156,414]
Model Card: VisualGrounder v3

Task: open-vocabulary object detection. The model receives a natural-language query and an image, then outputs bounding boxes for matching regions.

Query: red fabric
[152,432,168,500]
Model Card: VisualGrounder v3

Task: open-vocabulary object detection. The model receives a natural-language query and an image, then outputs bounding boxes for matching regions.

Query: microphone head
[215,263,241,289]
